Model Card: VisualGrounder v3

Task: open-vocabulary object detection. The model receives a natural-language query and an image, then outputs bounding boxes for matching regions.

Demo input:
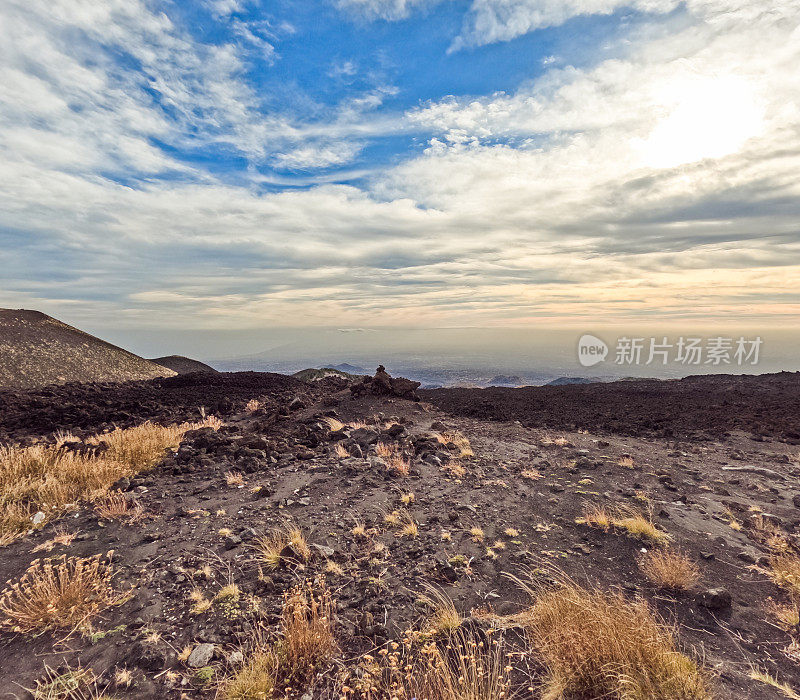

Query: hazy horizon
[82,321,800,385]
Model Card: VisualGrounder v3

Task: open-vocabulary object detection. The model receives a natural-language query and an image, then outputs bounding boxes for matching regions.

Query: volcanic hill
[0,309,176,390]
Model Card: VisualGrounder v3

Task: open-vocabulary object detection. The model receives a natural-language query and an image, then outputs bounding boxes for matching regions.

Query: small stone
[228,650,244,665]
[187,643,215,668]
[793,494,800,509]
[311,543,335,558]
[697,588,732,610]
[31,511,45,526]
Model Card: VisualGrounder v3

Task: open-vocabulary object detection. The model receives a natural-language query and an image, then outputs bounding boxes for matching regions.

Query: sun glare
[640,75,765,169]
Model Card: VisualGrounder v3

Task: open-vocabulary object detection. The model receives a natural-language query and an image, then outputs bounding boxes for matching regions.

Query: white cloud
[452,0,679,49]
[1,0,799,330]
[273,142,365,169]
[334,0,441,20]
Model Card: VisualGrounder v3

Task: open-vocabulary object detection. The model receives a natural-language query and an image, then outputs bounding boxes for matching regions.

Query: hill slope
[0,309,175,390]
[150,355,218,375]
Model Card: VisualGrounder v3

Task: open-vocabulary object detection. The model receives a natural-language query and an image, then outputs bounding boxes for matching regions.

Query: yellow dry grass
[324,417,345,432]
[750,668,800,700]
[0,418,219,541]
[579,503,670,545]
[419,583,462,636]
[639,549,700,590]
[0,554,126,634]
[441,430,474,458]
[515,579,710,699]
[766,600,800,631]
[219,646,278,700]
[94,492,144,522]
[768,553,800,601]
[387,454,410,476]
[375,442,395,458]
[341,629,513,700]
[281,578,338,684]
[334,444,350,458]
[252,524,311,570]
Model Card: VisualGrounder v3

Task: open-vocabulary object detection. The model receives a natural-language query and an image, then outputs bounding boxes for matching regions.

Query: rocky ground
[0,371,799,698]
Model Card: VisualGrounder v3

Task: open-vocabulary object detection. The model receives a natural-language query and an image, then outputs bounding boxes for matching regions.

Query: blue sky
[1,0,799,335]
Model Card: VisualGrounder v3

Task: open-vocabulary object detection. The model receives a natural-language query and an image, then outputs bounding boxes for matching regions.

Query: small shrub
[0,554,125,633]
[324,417,345,432]
[420,583,462,636]
[281,578,337,683]
[253,525,310,570]
[334,444,350,458]
[94,492,143,522]
[516,579,710,699]
[768,553,800,600]
[220,647,278,700]
[639,549,700,590]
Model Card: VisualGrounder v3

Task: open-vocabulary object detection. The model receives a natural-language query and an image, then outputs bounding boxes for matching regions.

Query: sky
[1,0,799,342]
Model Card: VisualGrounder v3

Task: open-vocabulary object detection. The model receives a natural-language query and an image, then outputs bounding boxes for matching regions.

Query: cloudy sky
[1,0,799,335]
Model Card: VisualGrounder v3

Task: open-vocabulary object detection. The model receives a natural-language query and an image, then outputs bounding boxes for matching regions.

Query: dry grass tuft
[30,664,113,700]
[32,528,76,554]
[245,399,261,413]
[579,503,670,545]
[323,417,345,432]
[766,599,800,631]
[0,554,125,633]
[220,646,278,700]
[225,471,245,487]
[470,526,485,543]
[768,553,800,600]
[444,461,466,478]
[639,549,700,590]
[281,578,338,683]
[253,524,311,570]
[750,668,800,699]
[375,442,395,458]
[94,492,144,522]
[613,511,670,545]
[221,579,337,697]
[342,629,512,700]
[580,503,612,531]
[420,583,462,636]
[441,430,474,458]
[387,453,410,476]
[398,511,418,538]
[334,444,351,458]
[0,418,218,541]
[516,579,710,699]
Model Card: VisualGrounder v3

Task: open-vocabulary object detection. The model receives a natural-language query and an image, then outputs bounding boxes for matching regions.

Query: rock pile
[350,365,421,400]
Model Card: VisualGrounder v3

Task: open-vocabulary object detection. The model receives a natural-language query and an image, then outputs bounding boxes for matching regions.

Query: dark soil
[0,372,335,444]
[0,372,799,698]
[422,371,800,441]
